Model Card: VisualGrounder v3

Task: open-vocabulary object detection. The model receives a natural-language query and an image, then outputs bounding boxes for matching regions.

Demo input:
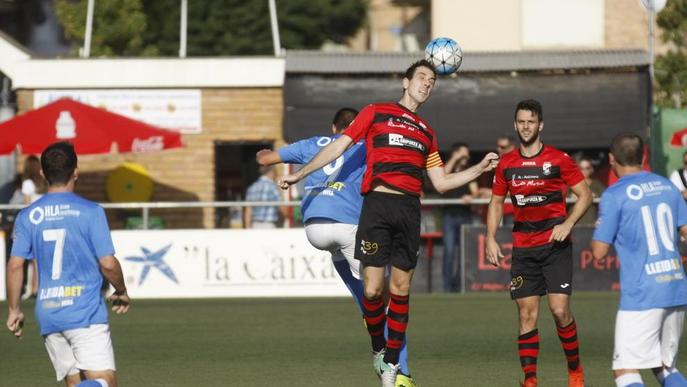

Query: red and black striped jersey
[492,145,584,249]
[343,103,442,196]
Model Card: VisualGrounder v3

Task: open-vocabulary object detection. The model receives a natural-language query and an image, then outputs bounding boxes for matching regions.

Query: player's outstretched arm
[278,135,353,189]
[427,152,499,194]
[99,256,131,314]
[256,149,283,166]
[6,256,25,338]
[485,194,506,267]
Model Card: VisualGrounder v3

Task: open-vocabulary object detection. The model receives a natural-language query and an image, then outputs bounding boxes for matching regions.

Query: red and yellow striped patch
[426,152,443,169]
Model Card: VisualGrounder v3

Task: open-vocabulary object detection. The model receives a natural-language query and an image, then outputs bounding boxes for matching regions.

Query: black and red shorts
[509,241,573,300]
[354,191,421,271]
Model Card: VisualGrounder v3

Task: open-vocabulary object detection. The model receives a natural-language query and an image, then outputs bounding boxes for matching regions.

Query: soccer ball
[424,37,463,75]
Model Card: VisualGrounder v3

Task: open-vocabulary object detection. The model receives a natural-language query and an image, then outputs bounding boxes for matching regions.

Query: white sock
[616,373,644,387]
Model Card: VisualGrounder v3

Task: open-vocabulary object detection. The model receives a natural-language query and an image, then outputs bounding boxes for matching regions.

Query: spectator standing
[21,155,47,204]
[669,150,687,200]
[244,166,283,228]
[442,143,479,292]
[20,155,47,299]
[569,158,605,225]
[497,135,516,226]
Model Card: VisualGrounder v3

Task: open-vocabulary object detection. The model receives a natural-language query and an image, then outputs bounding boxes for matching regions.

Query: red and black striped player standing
[485,99,592,387]
[279,60,499,387]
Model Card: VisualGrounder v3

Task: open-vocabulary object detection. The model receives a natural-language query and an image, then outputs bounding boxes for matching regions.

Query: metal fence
[0,197,598,230]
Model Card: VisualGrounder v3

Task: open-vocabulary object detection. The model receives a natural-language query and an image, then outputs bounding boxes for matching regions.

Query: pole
[649,2,656,168]
[83,0,95,58]
[649,5,655,79]
[179,0,187,58]
[268,0,281,56]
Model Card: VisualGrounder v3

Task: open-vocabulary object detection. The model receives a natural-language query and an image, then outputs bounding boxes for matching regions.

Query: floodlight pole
[268,0,282,56]
[82,0,95,58]
[179,0,187,58]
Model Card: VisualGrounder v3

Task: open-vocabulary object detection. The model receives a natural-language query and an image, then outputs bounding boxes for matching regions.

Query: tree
[143,0,367,56]
[656,0,687,107]
[55,0,367,57]
[55,0,156,56]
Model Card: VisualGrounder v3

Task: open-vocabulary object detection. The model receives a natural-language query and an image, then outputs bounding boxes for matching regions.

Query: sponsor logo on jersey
[39,285,84,300]
[521,161,536,166]
[511,180,545,188]
[326,182,345,191]
[514,194,547,206]
[387,118,407,129]
[626,181,672,200]
[402,113,415,121]
[388,133,426,152]
[645,258,681,275]
[29,204,81,225]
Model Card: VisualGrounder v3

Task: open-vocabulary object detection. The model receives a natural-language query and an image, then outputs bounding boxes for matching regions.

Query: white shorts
[304,220,360,279]
[44,324,116,381]
[613,307,686,370]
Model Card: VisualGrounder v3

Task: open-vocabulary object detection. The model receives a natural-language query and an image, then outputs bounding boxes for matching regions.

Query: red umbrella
[0,98,183,155]
[670,127,687,147]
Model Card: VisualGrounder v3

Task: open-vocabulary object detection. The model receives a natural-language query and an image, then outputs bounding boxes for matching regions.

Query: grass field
[1,292,683,386]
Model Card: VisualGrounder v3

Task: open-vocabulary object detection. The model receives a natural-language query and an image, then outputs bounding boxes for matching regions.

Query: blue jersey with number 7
[11,192,114,335]
[593,171,687,311]
[278,134,366,225]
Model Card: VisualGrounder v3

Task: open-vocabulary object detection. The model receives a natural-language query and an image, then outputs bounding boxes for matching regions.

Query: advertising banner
[462,225,621,293]
[34,89,202,134]
[111,229,350,298]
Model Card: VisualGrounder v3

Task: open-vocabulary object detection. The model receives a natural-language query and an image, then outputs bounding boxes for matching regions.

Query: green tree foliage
[55,0,157,56]
[55,0,367,57]
[656,0,687,107]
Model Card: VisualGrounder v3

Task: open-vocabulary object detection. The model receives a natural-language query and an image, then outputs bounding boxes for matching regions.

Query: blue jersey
[593,171,687,311]
[11,192,115,335]
[278,135,366,224]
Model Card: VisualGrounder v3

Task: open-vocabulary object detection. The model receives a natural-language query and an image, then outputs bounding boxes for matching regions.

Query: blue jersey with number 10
[593,171,687,311]
[278,135,366,224]
[11,192,115,335]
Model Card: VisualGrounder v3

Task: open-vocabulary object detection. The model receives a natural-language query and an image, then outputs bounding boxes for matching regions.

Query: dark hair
[404,59,437,81]
[451,142,469,151]
[332,107,358,132]
[23,155,47,193]
[41,142,77,186]
[514,99,543,122]
[610,133,644,167]
[497,134,515,144]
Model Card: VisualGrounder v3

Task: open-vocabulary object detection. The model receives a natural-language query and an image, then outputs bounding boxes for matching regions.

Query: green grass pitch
[2,292,684,386]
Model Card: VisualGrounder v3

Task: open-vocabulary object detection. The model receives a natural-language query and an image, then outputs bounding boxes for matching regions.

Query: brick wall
[15,88,283,229]
[605,0,649,50]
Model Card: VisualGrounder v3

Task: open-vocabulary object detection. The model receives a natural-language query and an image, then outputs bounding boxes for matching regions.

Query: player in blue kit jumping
[6,142,130,387]
[256,108,415,387]
[592,133,687,387]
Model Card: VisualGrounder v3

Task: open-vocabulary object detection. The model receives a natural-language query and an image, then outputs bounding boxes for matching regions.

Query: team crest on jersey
[542,162,552,176]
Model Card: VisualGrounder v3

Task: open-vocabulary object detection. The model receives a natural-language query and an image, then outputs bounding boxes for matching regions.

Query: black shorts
[354,191,421,271]
[509,241,573,300]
